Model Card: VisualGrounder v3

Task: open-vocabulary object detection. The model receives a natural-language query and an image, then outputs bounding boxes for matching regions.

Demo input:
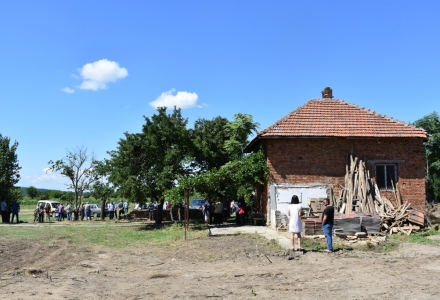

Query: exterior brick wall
[264,137,426,211]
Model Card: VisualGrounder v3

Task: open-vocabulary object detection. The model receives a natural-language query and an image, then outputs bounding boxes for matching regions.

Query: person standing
[1,199,8,223]
[11,200,20,223]
[213,198,223,225]
[202,197,211,226]
[117,200,123,217]
[45,203,51,222]
[57,203,64,221]
[66,203,72,221]
[37,203,44,223]
[84,202,91,220]
[237,194,246,226]
[230,200,236,215]
[148,201,155,221]
[124,201,129,214]
[38,203,45,223]
[287,195,304,251]
[108,201,115,220]
[321,198,334,253]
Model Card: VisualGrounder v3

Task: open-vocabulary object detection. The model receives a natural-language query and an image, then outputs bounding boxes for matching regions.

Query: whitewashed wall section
[269,184,328,229]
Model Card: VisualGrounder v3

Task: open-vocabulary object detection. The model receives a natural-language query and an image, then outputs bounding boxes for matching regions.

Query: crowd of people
[34,202,74,222]
[107,200,129,220]
[201,194,247,226]
[33,200,131,223]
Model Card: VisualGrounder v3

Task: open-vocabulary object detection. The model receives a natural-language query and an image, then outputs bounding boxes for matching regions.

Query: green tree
[60,191,75,203]
[38,192,49,200]
[9,187,23,202]
[27,186,38,199]
[0,134,21,201]
[48,146,99,212]
[167,113,268,203]
[224,113,260,160]
[414,112,440,200]
[49,190,63,199]
[191,116,231,172]
[107,107,191,223]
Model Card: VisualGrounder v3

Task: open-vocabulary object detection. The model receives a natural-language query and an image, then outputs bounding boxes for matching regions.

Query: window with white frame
[375,164,397,190]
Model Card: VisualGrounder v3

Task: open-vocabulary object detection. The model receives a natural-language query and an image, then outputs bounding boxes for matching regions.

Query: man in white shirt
[108,202,115,219]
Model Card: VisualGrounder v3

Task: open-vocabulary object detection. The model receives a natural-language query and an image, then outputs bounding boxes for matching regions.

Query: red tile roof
[259,98,427,138]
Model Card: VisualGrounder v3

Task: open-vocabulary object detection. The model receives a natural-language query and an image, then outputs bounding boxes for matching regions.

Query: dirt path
[1,227,440,299]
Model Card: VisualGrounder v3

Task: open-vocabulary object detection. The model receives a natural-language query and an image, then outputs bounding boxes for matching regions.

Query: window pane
[376,165,385,189]
[386,165,396,188]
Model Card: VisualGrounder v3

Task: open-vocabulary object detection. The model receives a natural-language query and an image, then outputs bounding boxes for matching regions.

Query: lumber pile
[336,155,425,234]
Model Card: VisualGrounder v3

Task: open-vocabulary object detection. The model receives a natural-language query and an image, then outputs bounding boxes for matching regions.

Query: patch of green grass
[388,231,440,245]
[0,223,206,249]
[302,239,327,251]
[383,242,399,252]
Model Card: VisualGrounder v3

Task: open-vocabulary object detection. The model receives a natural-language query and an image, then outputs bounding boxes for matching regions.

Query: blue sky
[1,1,439,191]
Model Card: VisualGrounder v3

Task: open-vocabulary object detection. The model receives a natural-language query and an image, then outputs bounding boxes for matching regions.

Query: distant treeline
[16,187,64,197]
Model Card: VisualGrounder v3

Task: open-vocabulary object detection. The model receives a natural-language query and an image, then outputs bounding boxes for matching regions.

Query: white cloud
[19,168,69,191]
[77,59,128,91]
[33,168,65,182]
[62,87,75,93]
[150,89,199,109]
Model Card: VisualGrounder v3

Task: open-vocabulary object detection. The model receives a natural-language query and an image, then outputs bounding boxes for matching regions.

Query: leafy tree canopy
[106,107,191,206]
[0,134,21,201]
[27,186,38,199]
[168,113,267,203]
[414,112,440,200]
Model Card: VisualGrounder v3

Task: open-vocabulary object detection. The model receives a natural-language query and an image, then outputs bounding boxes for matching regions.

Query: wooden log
[396,183,402,207]
[357,161,364,212]
[346,155,358,214]
[390,180,398,207]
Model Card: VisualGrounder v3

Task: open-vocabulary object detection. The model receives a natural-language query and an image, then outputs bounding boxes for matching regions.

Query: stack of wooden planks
[336,155,424,234]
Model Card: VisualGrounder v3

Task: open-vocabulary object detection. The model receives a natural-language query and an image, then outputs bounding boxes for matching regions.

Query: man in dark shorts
[321,198,334,252]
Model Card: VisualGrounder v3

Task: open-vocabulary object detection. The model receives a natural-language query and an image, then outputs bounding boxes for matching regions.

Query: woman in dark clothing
[237,194,246,226]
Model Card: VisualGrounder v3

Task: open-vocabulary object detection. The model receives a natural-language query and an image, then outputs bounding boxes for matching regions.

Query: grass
[0,221,206,249]
[388,229,440,245]
[11,204,38,223]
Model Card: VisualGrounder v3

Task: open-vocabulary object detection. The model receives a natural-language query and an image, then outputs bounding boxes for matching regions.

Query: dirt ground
[1,228,440,300]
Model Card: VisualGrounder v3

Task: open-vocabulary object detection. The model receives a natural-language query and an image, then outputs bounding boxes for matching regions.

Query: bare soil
[1,232,440,299]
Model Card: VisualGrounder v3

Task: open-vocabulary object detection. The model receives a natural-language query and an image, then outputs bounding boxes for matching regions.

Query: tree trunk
[101,197,106,220]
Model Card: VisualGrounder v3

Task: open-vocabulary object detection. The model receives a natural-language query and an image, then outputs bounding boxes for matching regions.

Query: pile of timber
[336,155,424,234]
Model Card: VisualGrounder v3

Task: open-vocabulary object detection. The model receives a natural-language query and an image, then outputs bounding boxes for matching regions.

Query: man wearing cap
[321,198,334,253]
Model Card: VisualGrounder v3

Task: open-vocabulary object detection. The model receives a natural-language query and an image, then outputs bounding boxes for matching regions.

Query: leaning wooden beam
[396,183,402,207]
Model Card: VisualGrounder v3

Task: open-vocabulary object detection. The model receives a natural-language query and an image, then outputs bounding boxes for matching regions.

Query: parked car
[89,204,108,218]
[189,199,205,210]
[36,200,61,213]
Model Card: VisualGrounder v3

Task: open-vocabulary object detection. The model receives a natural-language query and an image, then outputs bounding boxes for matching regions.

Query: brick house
[244,89,427,228]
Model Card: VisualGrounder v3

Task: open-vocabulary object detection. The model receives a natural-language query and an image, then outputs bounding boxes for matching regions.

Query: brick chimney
[321,87,333,98]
